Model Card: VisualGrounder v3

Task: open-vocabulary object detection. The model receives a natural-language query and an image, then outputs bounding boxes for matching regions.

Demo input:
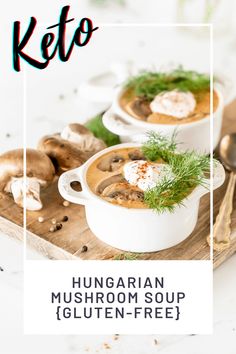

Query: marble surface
[1,0,236,352]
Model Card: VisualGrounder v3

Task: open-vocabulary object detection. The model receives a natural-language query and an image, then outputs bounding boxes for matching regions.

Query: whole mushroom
[38,124,106,174]
[61,123,106,156]
[0,149,55,210]
[38,134,87,173]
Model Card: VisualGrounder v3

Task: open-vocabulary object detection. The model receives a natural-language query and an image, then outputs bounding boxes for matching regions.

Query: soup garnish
[126,68,210,100]
[86,132,211,213]
[120,68,218,124]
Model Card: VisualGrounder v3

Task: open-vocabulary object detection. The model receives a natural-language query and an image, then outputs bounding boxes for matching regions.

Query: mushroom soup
[120,88,219,124]
[86,147,172,209]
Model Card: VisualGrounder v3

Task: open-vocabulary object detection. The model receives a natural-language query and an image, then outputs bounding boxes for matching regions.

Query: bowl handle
[189,162,225,200]
[215,72,236,105]
[58,167,89,206]
[78,62,135,103]
[103,108,142,136]
[212,162,226,190]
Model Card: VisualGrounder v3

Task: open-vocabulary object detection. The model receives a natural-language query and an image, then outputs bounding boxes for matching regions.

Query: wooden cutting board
[0,101,235,267]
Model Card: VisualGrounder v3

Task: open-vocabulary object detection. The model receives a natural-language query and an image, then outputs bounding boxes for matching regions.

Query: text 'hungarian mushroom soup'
[120,69,219,124]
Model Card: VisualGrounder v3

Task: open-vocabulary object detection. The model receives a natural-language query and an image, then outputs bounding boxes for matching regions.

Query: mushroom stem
[11,177,43,211]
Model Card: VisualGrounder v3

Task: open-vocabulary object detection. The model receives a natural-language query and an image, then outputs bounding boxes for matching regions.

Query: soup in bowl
[103,69,224,154]
[120,87,219,125]
[58,141,225,252]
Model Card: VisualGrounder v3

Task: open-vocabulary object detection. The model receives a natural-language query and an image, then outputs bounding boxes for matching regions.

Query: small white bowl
[103,87,224,154]
[58,143,225,253]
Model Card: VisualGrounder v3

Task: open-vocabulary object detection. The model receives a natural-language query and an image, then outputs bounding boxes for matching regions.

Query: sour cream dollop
[123,160,167,191]
[150,90,196,119]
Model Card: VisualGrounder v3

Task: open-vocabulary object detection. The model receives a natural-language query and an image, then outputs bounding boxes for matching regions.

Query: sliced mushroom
[102,182,144,202]
[0,149,55,210]
[61,123,106,156]
[128,149,146,161]
[38,135,87,173]
[97,154,125,172]
[96,174,125,194]
[125,97,152,120]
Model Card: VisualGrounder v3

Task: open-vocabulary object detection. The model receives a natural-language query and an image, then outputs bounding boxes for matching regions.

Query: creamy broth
[120,88,219,124]
[87,147,164,209]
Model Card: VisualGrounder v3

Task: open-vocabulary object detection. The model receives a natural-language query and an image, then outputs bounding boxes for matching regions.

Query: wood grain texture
[0,100,236,266]
[0,185,211,261]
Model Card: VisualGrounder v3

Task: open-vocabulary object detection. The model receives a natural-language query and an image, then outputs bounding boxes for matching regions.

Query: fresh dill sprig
[142,132,211,213]
[126,68,210,101]
[141,130,178,162]
[113,253,140,260]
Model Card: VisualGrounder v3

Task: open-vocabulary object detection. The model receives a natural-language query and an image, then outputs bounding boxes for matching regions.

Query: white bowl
[58,143,225,253]
[103,87,224,154]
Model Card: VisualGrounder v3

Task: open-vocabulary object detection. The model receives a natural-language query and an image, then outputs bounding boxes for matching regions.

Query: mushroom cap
[61,123,106,156]
[0,148,55,191]
[64,123,92,136]
[38,135,87,172]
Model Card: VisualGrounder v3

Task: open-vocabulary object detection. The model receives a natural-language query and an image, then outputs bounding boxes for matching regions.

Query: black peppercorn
[81,245,88,253]
[62,216,68,222]
[56,223,63,230]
